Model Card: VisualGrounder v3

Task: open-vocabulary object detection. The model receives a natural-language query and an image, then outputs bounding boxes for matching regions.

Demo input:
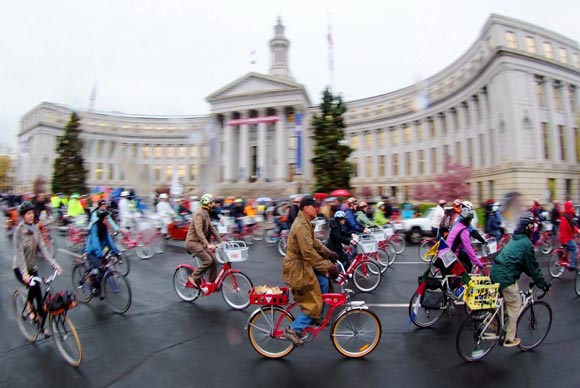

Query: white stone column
[276,107,287,181]
[224,113,235,182]
[239,111,250,182]
[479,89,492,168]
[257,109,267,182]
[563,84,577,162]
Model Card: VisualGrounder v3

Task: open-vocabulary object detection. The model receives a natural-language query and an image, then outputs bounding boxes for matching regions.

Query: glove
[327,264,340,278]
[328,251,339,263]
[542,282,552,292]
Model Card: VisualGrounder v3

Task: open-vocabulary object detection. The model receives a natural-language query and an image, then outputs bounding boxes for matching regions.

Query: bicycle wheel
[277,236,288,257]
[352,261,381,292]
[539,239,552,255]
[221,272,253,310]
[331,309,382,358]
[548,251,566,278]
[374,250,389,274]
[103,270,132,314]
[263,229,277,245]
[12,290,39,343]
[172,267,201,302]
[71,264,93,304]
[418,239,436,262]
[456,310,500,362]
[154,234,166,254]
[252,224,264,241]
[575,272,580,297]
[408,292,445,328]
[135,242,155,260]
[390,234,406,255]
[517,301,552,351]
[384,242,397,266]
[247,306,295,359]
[49,314,82,367]
[111,254,131,277]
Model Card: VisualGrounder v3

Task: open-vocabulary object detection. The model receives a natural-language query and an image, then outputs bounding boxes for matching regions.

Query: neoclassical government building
[16,14,580,204]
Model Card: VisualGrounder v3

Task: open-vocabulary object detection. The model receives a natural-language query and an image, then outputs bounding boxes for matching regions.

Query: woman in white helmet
[445,201,484,273]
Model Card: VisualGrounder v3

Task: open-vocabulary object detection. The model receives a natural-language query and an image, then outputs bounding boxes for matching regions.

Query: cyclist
[185,194,224,288]
[373,201,389,226]
[118,190,132,230]
[85,208,121,297]
[282,196,339,345]
[156,193,177,239]
[445,201,484,273]
[345,197,369,235]
[67,193,85,219]
[485,203,503,242]
[286,196,301,229]
[560,200,579,271]
[550,200,561,245]
[88,199,119,232]
[439,199,462,238]
[230,198,245,234]
[490,212,551,347]
[32,192,51,223]
[12,201,63,336]
[431,199,446,239]
[326,210,355,269]
[356,202,376,228]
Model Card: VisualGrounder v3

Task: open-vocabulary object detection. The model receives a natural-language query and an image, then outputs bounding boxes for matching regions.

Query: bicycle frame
[336,249,376,284]
[178,261,242,296]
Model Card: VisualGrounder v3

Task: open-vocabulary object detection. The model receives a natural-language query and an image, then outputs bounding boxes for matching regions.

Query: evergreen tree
[310,88,353,192]
[51,112,88,194]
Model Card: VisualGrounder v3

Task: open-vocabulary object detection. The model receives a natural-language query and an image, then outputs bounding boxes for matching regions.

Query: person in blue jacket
[344,197,369,235]
[485,204,503,241]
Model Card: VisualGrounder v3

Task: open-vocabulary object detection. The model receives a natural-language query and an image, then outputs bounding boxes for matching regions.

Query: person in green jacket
[490,212,551,348]
[373,201,389,226]
[356,202,376,228]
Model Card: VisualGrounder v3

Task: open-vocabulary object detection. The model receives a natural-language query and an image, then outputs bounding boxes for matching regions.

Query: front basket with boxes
[216,241,249,264]
[249,285,289,305]
[463,276,500,310]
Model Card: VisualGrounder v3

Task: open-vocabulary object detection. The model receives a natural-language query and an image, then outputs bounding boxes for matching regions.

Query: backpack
[44,290,77,313]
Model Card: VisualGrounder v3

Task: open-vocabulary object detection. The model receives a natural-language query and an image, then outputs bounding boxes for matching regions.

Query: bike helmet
[97,199,107,207]
[96,208,109,220]
[19,201,34,216]
[334,210,346,219]
[358,201,368,209]
[459,201,474,219]
[518,211,535,230]
[200,193,214,207]
[347,197,358,205]
[376,201,384,208]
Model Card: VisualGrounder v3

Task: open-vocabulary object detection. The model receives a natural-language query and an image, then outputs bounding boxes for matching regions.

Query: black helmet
[97,199,107,207]
[96,208,109,221]
[19,201,35,216]
[518,211,535,229]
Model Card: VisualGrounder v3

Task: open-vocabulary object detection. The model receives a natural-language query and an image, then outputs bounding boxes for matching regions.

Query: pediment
[207,72,305,102]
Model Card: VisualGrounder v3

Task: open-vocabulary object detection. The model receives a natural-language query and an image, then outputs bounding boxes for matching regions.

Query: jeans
[291,272,330,332]
[564,240,578,268]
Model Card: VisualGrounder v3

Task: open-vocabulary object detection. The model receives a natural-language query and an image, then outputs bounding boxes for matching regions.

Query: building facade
[15,14,580,203]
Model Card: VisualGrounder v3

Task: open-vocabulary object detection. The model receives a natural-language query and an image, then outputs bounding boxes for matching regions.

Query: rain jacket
[490,234,547,290]
[85,223,119,258]
[282,211,333,318]
[185,209,222,250]
[12,222,56,277]
[67,198,85,217]
[356,210,376,228]
[345,208,363,233]
[373,208,388,226]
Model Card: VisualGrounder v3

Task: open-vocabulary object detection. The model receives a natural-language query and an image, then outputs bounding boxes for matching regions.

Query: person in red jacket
[560,201,578,271]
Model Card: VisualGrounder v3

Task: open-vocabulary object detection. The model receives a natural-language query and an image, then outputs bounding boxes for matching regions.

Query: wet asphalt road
[1,221,579,388]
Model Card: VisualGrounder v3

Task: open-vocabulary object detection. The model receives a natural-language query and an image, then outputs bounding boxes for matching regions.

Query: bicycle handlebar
[29,269,59,286]
[528,282,549,300]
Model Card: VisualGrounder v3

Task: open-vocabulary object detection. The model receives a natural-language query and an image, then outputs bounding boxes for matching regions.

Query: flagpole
[327,23,335,92]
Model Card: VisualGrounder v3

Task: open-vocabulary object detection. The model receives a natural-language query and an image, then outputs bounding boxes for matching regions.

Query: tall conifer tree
[51,112,88,194]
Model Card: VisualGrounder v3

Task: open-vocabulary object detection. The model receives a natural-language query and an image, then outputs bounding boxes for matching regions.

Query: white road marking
[391,261,428,264]
[368,301,465,308]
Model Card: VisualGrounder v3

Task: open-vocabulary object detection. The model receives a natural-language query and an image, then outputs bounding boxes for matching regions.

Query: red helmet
[347,197,358,205]
[358,201,368,209]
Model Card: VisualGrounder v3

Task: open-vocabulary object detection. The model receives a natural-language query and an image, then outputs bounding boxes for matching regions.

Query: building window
[190,164,198,181]
[95,163,103,180]
[455,142,462,163]
[131,144,138,158]
[189,145,198,158]
[431,147,437,174]
[164,165,172,181]
[535,76,546,107]
[574,53,580,68]
[479,134,485,167]
[378,155,385,176]
[392,154,399,177]
[108,165,114,180]
[404,125,412,143]
[154,164,161,181]
[351,157,359,177]
[154,145,162,158]
[559,125,566,161]
[440,113,447,135]
[418,150,425,175]
[405,152,412,175]
[178,164,185,178]
[548,178,556,201]
[416,121,424,142]
[559,48,569,64]
[377,131,386,148]
[365,156,372,177]
[178,146,186,158]
[166,145,175,158]
[566,179,572,199]
[570,86,577,113]
[543,42,553,59]
[467,138,474,167]
[542,122,551,160]
[364,133,372,149]
[427,118,435,138]
[351,134,359,150]
[554,83,563,110]
[391,128,399,146]
[505,31,518,49]
[525,36,537,54]
[142,145,151,158]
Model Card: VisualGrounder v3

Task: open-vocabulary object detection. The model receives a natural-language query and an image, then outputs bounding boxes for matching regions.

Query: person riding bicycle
[326,210,355,269]
[12,201,63,336]
[230,198,246,234]
[445,201,484,273]
[282,196,340,345]
[286,196,301,229]
[185,194,224,288]
[344,197,369,235]
[485,204,503,242]
[490,212,551,347]
[439,199,462,238]
[373,201,389,226]
[356,202,376,229]
[156,193,177,239]
[431,199,446,239]
[560,200,579,271]
[88,199,119,232]
[85,208,121,297]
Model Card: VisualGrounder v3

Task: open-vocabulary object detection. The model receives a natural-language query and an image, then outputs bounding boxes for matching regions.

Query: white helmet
[460,201,474,219]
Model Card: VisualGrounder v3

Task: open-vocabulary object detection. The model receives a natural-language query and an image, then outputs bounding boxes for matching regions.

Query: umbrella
[314,192,329,200]
[257,197,272,203]
[330,189,351,197]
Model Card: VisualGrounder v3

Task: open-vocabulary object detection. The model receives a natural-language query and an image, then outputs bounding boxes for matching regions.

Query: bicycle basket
[371,229,386,242]
[44,290,77,315]
[463,276,499,310]
[357,236,378,254]
[216,241,249,263]
[249,286,289,305]
[383,226,394,237]
[541,221,553,232]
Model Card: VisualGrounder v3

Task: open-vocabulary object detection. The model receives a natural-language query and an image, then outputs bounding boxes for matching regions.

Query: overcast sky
[1,0,578,148]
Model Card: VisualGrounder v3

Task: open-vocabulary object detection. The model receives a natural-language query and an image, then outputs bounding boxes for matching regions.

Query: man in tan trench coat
[282,196,340,345]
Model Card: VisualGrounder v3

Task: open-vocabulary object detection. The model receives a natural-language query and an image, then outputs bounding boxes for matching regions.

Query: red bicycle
[338,235,383,291]
[114,226,165,260]
[221,216,264,244]
[172,241,253,310]
[548,236,580,280]
[64,222,88,252]
[246,285,382,359]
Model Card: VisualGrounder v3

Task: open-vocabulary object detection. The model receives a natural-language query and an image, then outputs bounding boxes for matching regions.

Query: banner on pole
[295,113,303,175]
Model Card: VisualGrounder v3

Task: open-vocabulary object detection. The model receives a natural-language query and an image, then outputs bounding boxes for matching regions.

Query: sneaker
[503,337,521,347]
[187,275,199,288]
[284,327,304,345]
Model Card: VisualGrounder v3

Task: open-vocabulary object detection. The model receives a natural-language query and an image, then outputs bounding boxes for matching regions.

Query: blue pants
[564,240,578,268]
[291,272,329,332]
